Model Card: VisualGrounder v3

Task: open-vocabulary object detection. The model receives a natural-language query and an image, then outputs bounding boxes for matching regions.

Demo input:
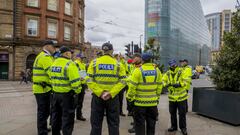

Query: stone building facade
[0,0,85,80]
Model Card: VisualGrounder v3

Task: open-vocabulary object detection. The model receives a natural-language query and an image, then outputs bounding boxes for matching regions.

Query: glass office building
[145,0,211,66]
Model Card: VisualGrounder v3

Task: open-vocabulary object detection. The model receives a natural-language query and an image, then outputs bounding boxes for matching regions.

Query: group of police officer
[33,40,192,135]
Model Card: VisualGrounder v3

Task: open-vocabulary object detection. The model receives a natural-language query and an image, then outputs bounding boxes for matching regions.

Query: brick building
[0,0,85,80]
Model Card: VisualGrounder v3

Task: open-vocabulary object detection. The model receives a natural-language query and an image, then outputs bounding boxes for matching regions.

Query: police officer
[50,46,82,135]
[127,53,142,134]
[162,59,190,135]
[86,42,126,135]
[126,53,163,135]
[74,54,87,121]
[33,40,55,135]
[179,59,192,112]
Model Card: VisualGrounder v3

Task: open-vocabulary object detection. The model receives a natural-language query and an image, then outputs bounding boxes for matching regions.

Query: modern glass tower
[145,0,211,66]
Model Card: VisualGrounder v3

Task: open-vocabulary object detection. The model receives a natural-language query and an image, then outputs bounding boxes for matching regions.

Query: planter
[192,87,240,125]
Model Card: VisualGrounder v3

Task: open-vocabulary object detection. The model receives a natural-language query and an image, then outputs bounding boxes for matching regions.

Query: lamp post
[140,34,143,54]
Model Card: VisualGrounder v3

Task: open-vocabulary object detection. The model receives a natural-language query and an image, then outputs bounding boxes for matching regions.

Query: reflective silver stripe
[93,59,97,75]
[178,93,188,100]
[52,84,70,87]
[116,62,120,77]
[94,80,118,85]
[86,78,92,83]
[70,78,80,84]
[119,80,126,85]
[72,86,80,90]
[33,67,44,70]
[136,88,156,92]
[51,76,69,80]
[136,94,158,98]
[138,82,158,85]
[129,81,137,85]
[173,90,187,96]
[64,61,72,77]
[33,74,48,76]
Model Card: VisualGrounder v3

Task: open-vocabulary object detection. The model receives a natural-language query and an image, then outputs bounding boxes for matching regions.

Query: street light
[139,34,143,54]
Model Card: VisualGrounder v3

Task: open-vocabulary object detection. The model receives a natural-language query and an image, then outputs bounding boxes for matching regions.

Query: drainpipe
[12,0,17,80]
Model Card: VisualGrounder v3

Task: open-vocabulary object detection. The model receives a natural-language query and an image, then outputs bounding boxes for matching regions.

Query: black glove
[172,83,181,88]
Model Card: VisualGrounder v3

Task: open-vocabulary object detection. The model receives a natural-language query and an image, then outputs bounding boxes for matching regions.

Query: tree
[210,10,240,92]
[144,37,163,70]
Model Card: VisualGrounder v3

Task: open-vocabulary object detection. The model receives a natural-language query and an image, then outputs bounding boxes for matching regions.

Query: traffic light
[134,45,140,53]
[125,44,131,57]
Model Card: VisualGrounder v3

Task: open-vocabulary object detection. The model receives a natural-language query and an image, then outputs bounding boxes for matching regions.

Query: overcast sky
[85,0,237,53]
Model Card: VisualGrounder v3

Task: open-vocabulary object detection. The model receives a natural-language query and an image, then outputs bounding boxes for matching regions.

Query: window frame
[64,1,72,16]
[64,23,72,41]
[47,19,58,39]
[26,16,39,37]
[47,0,58,11]
[27,0,39,8]
[79,30,82,43]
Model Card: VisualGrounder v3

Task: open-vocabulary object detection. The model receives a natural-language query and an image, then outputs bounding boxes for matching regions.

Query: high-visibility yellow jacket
[74,60,87,84]
[33,51,54,94]
[181,65,192,90]
[86,55,127,98]
[126,63,163,107]
[126,64,134,76]
[49,57,82,94]
[162,67,189,102]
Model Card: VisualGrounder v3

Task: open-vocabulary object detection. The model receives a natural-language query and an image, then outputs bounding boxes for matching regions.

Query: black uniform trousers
[119,86,127,114]
[76,84,86,117]
[90,94,120,135]
[169,100,187,130]
[35,91,51,135]
[51,92,75,135]
[134,106,158,135]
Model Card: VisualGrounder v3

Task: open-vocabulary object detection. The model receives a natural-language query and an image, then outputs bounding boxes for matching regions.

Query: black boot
[77,115,86,121]
[181,129,188,135]
[128,127,135,133]
[168,127,177,132]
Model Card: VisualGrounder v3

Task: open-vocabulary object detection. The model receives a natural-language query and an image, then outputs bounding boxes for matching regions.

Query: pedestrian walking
[86,42,127,135]
[163,59,190,135]
[74,54,87,121]
[20,70,28,84]
[50,46,82,135]
[126,52,163,135]
[32,40,56,135]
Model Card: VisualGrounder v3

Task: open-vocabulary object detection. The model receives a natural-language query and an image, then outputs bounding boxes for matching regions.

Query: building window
[27,17,39,36]
[48,20,57,38]
[27,0,39,7]
[65,1,72,15]
[64,23,71,41]
[79,30,82,43]
[48,0,58,11]
[79,7,82,19]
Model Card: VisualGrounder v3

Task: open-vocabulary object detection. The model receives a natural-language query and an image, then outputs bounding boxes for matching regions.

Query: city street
[0,78,239,135]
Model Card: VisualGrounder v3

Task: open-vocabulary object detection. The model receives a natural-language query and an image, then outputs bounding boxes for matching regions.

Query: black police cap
[102,42,113,51]
[59,46,73,54]
[43,40,54,46]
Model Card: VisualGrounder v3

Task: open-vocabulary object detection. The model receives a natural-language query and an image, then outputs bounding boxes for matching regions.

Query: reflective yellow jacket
[86,55,127,98]
[126,63,163,107]
[162,67,189,102]
[49,57,82,94]
[74,60,87,84]
[33,51,54,94]
[181,65,192,90]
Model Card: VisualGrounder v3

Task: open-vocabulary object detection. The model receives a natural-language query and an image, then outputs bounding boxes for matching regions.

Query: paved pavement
[0,79,239,135]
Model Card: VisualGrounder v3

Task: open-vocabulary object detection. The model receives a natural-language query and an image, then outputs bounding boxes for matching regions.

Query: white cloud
[85,0,237,53]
